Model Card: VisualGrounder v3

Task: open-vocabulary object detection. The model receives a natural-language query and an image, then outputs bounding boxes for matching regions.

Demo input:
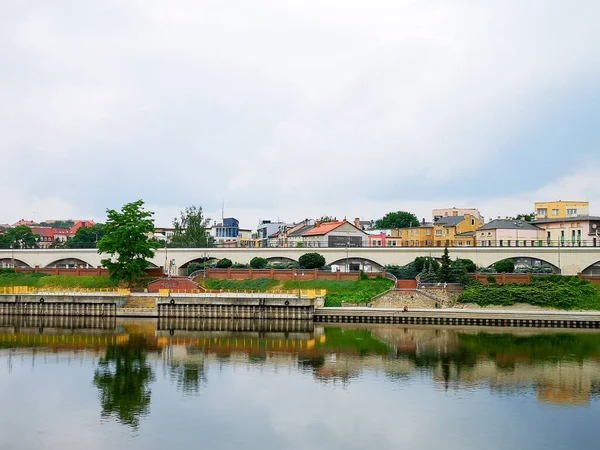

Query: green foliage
[454,258,476,273]
[318,216,335,223]
[374,211,420,229]
[231,262,249,269]
[0,268,15,275]
[418,258,438,283]
[249,257,269,269]
[298,252,326,269]
[203,278,279,291]
[38,220,75,229]
[67,223,105,248]
[187,262,203,275]
[295,242,304,248]
[494,259,515,273]
[486,275,497,284]
[459,276,600,310]
[413,257,439,273]
[438,246,453,282]
[98,200,159,288]
[170,205,214,248]
[269,262,298,269]
[384,264,418,280]
[0,225,39,249]
[514,213,535,222]
[215,258,233,268]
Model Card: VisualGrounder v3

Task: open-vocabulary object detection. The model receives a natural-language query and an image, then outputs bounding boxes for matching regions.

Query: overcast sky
[2,0,600,228]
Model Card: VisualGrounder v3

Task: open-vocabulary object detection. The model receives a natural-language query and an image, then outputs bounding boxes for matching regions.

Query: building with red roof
[301,220,368,248]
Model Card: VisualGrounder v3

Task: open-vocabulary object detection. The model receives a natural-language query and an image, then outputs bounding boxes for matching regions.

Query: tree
[418,258,437,283]
[515,213,535,222]
[97,200,159,288]
[216,258,233,268]
[298,252,326,269]
[437,246,453,283]
[453,258,477,273]
[413,256,439,273]
[67,223,105,248]
[249,257,269,269]
[318,216,335,223]
[0,225,39,249]
[494,259,515,273]
[170,205,214,248]
[374,211,420,229]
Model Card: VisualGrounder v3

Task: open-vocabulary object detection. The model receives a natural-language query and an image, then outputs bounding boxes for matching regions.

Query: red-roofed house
[69,220,95,234]
[301,220,368,248]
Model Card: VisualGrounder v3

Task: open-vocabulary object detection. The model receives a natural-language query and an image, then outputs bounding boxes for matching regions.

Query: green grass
[280,278,394,307]
[202,278,280,292]
[0,273,119,289]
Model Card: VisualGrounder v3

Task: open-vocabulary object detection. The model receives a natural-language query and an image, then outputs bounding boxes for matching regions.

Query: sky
[1,0,600,229]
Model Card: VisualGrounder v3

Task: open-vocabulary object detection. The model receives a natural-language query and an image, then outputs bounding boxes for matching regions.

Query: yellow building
[534,201,589,220]
[391,225,433,247]
[433,214,483,247]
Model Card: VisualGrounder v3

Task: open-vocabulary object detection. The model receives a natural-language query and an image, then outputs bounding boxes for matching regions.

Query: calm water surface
[0,316,599,450]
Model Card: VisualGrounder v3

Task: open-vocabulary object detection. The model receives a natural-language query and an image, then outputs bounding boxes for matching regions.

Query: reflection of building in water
[2,321,600,405]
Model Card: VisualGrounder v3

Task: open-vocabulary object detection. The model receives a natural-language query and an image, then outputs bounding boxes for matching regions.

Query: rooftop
[532,215,600,224]
[479,219,543,231]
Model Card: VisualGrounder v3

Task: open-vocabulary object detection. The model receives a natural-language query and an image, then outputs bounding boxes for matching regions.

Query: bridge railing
[158,288,327,299]
[0,286,131,296]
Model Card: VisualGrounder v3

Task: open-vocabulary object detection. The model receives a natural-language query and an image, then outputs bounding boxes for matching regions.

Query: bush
[486,275,497,284]
[187,262,203,275]
[384,264,418,280]
[269,262,298,269]
[231,262,249,269]
[459,276,600,310]
[298,252,326,269]
[215,258,233,268]
[413,257,439,273]
[494,259,515,273]
[249,257,269,269]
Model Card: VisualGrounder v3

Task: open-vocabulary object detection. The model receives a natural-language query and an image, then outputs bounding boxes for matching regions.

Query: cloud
[1,0,600,227]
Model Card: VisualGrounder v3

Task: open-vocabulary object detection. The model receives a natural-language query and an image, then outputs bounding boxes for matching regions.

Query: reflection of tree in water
[169,359,207,394]
[93,336,154,429]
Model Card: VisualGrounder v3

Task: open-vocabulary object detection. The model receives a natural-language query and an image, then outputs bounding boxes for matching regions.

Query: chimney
[422,218,426,225]
[354,218,360,228]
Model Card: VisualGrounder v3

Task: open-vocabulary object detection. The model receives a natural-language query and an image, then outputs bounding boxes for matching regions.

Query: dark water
[1,317,599,450]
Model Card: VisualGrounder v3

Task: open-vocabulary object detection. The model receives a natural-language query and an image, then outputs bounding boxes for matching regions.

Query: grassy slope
[0,273,119,289]
[198,278,393,307]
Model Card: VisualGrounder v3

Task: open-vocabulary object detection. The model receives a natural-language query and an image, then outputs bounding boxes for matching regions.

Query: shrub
[298,252,326,269]
[231,262,249,269]
[494,259,515,273]
[486,275,497,284]
[454,258,477,273]
[215,258,233,268]
[249,257,269,269]
[187,262,203,275]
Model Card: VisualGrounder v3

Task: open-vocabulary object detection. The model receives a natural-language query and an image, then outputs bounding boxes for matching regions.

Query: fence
[0,286,131,296]
[11,267,164,277]
[157,288,327,299]
[192,268,385,281]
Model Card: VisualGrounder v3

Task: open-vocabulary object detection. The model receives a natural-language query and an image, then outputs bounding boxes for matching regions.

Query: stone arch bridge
[1,247,599,276]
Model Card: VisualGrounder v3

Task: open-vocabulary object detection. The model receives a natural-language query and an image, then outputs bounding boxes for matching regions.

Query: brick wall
[194,268,384,281]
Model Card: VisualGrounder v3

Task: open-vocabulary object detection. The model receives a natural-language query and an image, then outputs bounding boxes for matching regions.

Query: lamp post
[10,243,14,269]
[593,224,599,247]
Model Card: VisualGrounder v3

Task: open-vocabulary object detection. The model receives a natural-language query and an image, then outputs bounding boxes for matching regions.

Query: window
[466,241,471,246]
[552,209,559,216]
[445,229,449,236]
[567,208,577,216]
[457,241,462,246]
[499,240,503,247]
[507,240,511,246]
[487,240,492,246]
[426,229,431,235]
[537,208,547,217]
[435,230,442,236]
[471,219,475,226]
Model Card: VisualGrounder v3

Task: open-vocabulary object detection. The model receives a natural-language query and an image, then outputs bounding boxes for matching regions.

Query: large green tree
[437,246,453,283]
[67,223,106,248]
[170,205,214,248]
[98,200,158,287]
[374,211,420,229]
[298,252,326,269]
[0,225,39,249]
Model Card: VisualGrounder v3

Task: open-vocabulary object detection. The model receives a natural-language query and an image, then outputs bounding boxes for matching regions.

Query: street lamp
[593,224,599,246]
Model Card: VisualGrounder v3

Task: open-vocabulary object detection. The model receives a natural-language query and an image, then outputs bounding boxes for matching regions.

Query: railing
[158,288,327,299]
[0,286,131,296]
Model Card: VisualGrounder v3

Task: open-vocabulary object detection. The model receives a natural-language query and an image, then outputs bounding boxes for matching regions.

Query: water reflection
[1,317,600,433]
[93,335,154,429]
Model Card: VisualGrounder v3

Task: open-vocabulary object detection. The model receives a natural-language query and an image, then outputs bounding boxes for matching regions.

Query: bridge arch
[582,261,600,276]
[487,256,560,274]
[266,256,298,264]
[45,258,95,269]
[179,257,218,268]
[329,257,383,272]
[0,258,31,268]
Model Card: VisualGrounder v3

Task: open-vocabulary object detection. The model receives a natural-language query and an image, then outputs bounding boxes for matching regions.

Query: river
[0,317,599,450]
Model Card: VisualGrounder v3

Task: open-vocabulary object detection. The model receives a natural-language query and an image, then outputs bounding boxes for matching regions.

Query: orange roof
[303,221,350,236]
